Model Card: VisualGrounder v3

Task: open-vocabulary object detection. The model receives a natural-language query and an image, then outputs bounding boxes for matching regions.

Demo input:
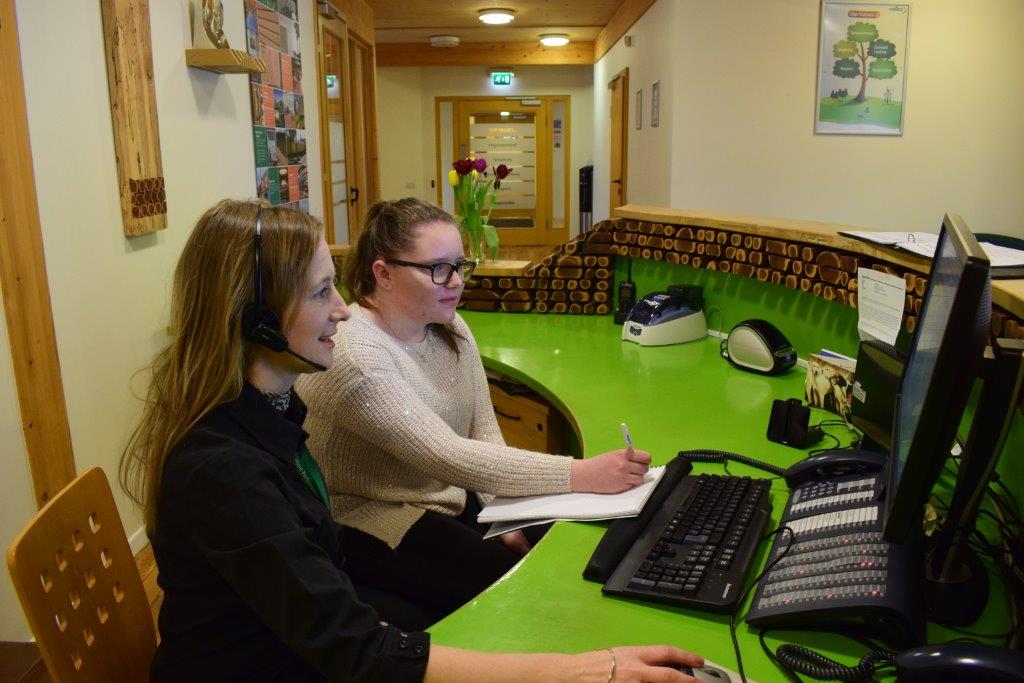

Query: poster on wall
[815,1,911,136]
[245,0,309,212]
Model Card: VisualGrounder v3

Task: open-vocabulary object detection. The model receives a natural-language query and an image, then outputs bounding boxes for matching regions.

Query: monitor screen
[883,214,991,542]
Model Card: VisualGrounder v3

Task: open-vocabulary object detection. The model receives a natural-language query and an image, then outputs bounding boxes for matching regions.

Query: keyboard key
[655,580,684,594]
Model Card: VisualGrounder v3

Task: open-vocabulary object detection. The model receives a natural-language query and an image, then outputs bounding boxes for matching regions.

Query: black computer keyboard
[602,473,772,612]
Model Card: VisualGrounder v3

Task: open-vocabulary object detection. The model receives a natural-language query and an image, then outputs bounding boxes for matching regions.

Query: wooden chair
[7,467,157,682]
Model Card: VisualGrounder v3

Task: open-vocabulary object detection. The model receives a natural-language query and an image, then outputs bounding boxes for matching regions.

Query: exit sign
[491,71,513,86]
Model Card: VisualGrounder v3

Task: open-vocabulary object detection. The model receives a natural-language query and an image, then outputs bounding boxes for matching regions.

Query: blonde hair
[120,200,322,533]
[344,198,464,353]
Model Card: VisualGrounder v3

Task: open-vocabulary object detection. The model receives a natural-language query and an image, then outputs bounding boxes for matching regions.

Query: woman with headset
[298,198,652,625]
[121,199,702,681]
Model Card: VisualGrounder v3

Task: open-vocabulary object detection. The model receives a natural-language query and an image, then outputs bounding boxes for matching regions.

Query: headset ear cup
[242,305,289,352]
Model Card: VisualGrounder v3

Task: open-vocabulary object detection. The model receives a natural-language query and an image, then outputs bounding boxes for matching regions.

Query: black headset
[241,208,328,371]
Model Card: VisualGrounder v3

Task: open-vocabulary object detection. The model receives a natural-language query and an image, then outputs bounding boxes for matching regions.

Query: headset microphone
[241,209,328,372]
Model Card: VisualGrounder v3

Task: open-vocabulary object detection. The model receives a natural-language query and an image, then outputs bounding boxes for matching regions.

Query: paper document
[478,466,666,524]
[482,518,555,540]
[981,242,1024,268]
[841,230,938,246]
[856,267,906,345]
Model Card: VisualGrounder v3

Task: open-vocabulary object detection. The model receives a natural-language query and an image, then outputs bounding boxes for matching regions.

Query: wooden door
[456,99,548,246]
[315,13,354,243]
[609,68,629,214]
[348,34,378,229]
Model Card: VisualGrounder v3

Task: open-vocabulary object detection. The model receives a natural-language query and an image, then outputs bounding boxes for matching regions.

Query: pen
[620,422,634,450]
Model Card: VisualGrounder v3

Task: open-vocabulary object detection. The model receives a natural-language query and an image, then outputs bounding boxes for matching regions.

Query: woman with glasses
[126,199,702,681]
[298,198,652,624]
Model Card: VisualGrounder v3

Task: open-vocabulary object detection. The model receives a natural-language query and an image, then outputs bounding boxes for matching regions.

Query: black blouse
[150,383,429,682]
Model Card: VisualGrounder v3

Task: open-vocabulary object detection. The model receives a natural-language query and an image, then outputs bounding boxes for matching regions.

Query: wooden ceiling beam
[376,41,594,67]
[594,0,657,60]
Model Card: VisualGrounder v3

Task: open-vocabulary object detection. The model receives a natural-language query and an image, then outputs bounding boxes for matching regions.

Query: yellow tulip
[448,169,459,186]
[471,170,478,182]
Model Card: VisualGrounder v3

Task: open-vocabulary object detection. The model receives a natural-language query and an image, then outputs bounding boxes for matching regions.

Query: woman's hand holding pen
[569,448,651,493]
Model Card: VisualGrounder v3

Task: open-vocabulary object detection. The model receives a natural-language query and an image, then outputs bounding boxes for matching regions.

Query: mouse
[894,643,1024,682]
[673,664,731,682]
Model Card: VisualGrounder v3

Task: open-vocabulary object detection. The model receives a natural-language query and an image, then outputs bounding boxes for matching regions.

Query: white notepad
[477,466,665,524]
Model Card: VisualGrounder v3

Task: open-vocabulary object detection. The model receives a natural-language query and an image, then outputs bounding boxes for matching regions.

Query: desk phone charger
[766,398,822,449]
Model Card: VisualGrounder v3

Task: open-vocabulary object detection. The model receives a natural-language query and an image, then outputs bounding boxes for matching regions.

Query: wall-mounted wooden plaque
[99,0,167,236]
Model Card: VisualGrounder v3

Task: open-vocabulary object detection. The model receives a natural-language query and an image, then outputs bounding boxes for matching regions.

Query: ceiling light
[539,33,569,47]
[478,8,515,25]
[429,35,460,48]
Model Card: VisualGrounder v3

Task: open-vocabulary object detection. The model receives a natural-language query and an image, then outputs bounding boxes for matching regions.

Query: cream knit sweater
[298,306,573,549]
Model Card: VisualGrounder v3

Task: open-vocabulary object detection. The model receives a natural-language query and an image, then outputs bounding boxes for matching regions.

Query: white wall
[0,287,38,640]
[376,65,594,234]
[593,0,678,219]
[3,0,262,640]
[596,0,1024,236]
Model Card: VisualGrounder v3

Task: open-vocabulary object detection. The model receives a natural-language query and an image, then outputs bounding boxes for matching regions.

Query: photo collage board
[245,0,309,212]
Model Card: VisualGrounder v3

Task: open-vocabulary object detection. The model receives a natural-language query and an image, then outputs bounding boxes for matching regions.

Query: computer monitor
[882,213,992,543]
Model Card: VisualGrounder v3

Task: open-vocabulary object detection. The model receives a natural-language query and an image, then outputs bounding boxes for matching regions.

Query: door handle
[611,178,622,184]
[349,186,360,204]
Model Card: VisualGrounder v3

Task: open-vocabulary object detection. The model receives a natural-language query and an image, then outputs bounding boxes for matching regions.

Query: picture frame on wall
[651,81,660,128]
[635,89,643,130]
[814,1,911,135]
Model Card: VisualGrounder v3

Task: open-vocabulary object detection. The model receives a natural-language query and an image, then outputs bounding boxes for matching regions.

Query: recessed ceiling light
[429,35,460,48]
[539,34,569,47]
[478,8,516,25]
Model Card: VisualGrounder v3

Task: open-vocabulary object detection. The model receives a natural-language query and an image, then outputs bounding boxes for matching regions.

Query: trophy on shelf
[192,0,230,49]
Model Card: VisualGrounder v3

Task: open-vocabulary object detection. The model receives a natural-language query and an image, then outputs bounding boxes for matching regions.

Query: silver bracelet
[606,648,617,683]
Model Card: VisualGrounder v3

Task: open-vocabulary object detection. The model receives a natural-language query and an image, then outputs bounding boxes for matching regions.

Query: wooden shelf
[185,48,265,74]
[474,259,530,277]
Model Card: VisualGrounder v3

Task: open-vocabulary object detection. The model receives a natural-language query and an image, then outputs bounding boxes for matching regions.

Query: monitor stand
[922,338,1024,626]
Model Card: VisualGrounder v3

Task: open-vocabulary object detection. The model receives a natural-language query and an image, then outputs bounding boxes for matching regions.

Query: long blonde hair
[120,200,322,533]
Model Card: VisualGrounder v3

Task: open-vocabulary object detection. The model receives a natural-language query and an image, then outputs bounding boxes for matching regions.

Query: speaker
[766,398,822,449]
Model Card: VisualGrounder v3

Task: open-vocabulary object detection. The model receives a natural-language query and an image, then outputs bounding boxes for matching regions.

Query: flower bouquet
[448,157,511,262]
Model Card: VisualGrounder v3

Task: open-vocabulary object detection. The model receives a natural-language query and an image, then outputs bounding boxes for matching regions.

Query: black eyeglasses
[385,258,477,285]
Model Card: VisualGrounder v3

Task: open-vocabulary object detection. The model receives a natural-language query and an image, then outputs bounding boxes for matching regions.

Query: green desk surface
[427,312,1013,680]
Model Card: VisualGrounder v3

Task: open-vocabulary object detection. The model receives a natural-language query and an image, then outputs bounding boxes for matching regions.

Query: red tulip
[452,159,474,175]
[494,164,511,179]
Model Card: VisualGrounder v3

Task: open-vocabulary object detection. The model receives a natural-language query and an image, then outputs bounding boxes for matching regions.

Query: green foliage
[831,24,897,92]
[869,39,897,59]
[847,21,879,43]
[452,166,499,261]
[483,225,499,260]
[833,40,857,59]
[869,58,898,79]
[833,58,860,79]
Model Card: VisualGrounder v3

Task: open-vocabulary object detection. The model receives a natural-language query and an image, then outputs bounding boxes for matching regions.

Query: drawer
[488,381,566,454]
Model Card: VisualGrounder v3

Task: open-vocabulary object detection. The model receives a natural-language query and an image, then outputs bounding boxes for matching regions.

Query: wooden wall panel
[99,0,167,236]
[595,0,657,59]
[0,0,77,507]
[376,41,595,67]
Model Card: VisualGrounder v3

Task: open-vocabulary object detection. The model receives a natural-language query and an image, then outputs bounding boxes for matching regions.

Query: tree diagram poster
[815,2,911,135]
[245,0,309,211]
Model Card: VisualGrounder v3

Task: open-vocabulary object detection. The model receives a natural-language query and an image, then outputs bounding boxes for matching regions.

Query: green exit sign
[491,72,513,86]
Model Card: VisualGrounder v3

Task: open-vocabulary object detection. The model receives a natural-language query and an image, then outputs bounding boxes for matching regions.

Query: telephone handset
[679,448,886,488]
[781,448,887,487]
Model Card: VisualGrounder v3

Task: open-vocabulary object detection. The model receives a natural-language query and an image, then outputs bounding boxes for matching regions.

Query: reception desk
[426,310,1021,680]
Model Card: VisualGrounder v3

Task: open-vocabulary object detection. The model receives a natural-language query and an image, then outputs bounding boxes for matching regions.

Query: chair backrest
[7,467,157,682]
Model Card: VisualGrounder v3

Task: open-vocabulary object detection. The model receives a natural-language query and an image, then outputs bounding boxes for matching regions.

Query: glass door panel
[456,99,548,246]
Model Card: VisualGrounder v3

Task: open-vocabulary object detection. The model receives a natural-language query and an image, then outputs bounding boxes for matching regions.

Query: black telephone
[781,448,887,486]
[680,448,886,488]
